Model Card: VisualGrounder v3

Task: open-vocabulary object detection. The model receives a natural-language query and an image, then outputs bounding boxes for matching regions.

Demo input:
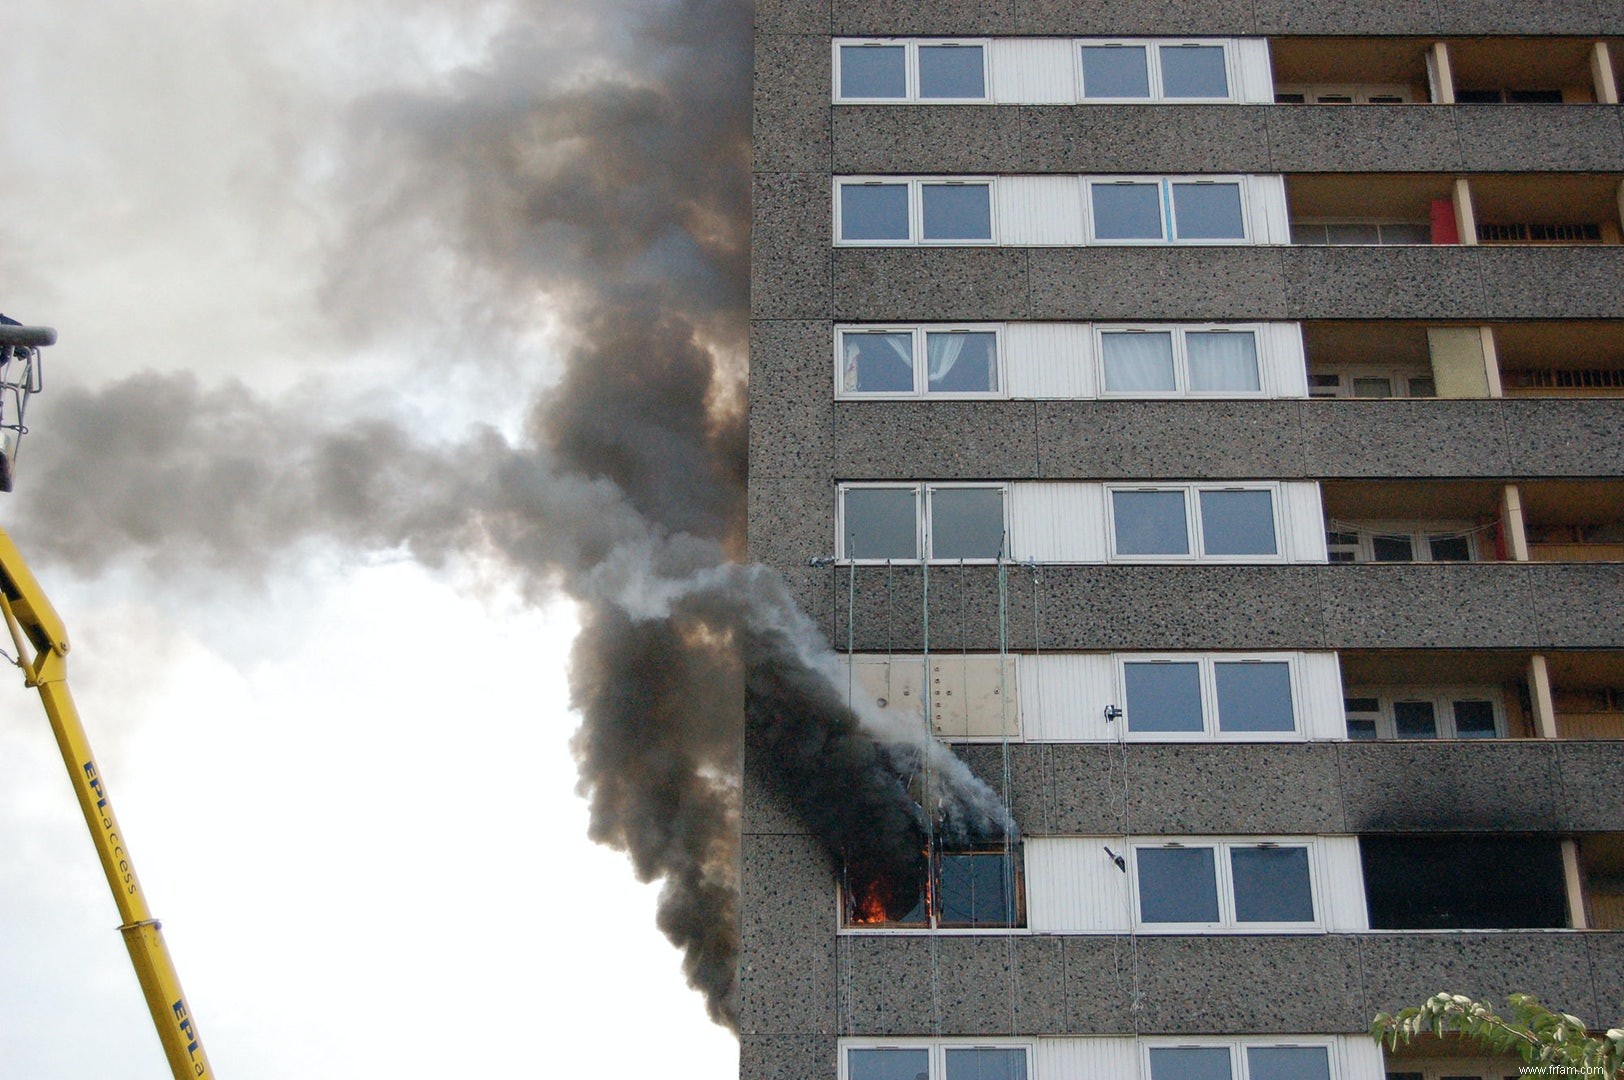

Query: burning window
[1361,836,1568,929]
[844,846,1024,930]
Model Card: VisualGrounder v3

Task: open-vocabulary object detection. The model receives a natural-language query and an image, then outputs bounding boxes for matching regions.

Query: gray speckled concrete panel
[1252,0,1440,35]
[1266,107,1466,173]
[1526,565,1624,649]
[1043,745,1131,835]
[751,320,834,481]
[1015,107,1272,175]
[754,35,833,174]
[832,250,1031,322]
[748,478,831,570]
[1060,937,1148,1032]
[1281,247,1487,321]
[755,0,830,34]
[833,401,1040,479]
[1035,401,1308,479]
[831,0,1016,36]
[1133,936,1367,1034]
[1434,0,1612,34]
[1300,400,1514,478]
[1455,106,1624,173]
[1474,249,1624,320]
[932,936,1069,1034]
[740,834,839,1035]
[1584,934,1624,1028]
[837,936,941,1035]
[1029,248,1289,322]
[831,567,1040,653]
[753,173,831,320]
[1338,742,1565,832]
[1554,743,1624,832]
[1359,934,1599,1023]
[1014,0,1255,35]
[1319,565,1537,649]
[1124,744,1345,835]
[957,743,1051,837]
[831,107,1027,175]
[1504,401,1624,478]
[740,1036,837,1080]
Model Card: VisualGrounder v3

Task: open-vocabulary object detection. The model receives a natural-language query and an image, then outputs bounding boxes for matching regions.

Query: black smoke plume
[6,0,1014,1027]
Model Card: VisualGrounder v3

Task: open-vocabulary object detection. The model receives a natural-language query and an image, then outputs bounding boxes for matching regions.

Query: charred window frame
[842,844,1026,931]
[1360,836,1569,930]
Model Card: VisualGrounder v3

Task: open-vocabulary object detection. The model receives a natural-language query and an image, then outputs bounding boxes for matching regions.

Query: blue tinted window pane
[930,488,1004,560]
[840,45,906,98]
[1148,1047,1233,1080]
[1159,45,1229,97]
[946,1048,1027,1080]
[842,332,915,393]
[844,488,917,559]
[1231,846,1315,922]
[938,853,1018,927]
[1092,183,1165,240]
[921,184,992,240]
[1198,490,1276,556]
[1171,183,1245,240]
[1101,332,1176,392]
[850,1048,931,1080]
[1215,662,1295,732]
[1113,490,1190,555]
[841,184,910,241]
[1081,45,1150,97]
[925,331,998,393]
[1125,662,1203,733]
[919,45,985,98]
[1139,847,1220,922]
[1246,1046,1330,1080]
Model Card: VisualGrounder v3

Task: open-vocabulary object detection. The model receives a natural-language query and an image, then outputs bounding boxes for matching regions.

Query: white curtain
[844,333,914,391]
[926,332,967,387]
[1101,332,1175,392]
[1187,332,1260,392]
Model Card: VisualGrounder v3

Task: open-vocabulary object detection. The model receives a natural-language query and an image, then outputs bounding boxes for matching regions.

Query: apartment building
[744,4,1624,1079]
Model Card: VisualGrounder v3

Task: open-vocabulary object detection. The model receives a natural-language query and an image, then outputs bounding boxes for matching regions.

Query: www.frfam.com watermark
[1516,1067,1609,1076]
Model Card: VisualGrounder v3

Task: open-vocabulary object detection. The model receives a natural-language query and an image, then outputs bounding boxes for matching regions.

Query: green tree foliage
[1372,993,1624,1078]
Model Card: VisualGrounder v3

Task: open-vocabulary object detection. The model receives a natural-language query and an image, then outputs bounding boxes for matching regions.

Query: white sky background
[0,1,739,1076]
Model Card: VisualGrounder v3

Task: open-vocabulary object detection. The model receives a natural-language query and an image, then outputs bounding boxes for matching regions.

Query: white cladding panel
[1036,1038,1141,1080]
[1020,653,1115,740]
[1026,838,1133,932]
[1319,836,1370,932]
[1235,38,1276,103]
[1263,323,1310,398]
[996,177,1087,246]
[1009,483,1107,563]
[1248,174,1292,244]
[1004,323,1095,398]
[1282,481,1329,562]
[1300,652,1348,741]
[990,39,1078,103]
[1339,1033,1388,1080]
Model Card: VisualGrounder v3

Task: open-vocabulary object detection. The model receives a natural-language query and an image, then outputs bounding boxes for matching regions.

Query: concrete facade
[747,2,1624,1077]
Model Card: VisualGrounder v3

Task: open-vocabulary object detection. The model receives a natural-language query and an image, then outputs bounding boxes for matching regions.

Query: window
[1321,521,1483,563]
[1088,178,1248,242]
[1133,841,1320,930]
[838,327,1002,397]
[1308,365,1436,399]
[1342,687,1504,740]
[1145,1042,1335,1080]
[1109,484,1281,561]
[844,1044,1031,1080]
[834,40,989,102]
[837,179,995,244]
[1080,41,1233,100]
[1099,327,1263,396]
[1119,656,1299,739]
[1292,221,1433,245]
[1274,83,1415,104]
[1361,837,1568,930]
[843,847,1025,930]
[839,484,1007,563]
[1383,1059,1525,1080]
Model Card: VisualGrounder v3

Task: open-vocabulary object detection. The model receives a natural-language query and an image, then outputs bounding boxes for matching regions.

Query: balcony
[1321,480,1508,563]
[1519,480,1624,564]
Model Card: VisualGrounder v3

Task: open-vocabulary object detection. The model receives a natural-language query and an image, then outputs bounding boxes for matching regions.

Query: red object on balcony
[1431,198,1460,244]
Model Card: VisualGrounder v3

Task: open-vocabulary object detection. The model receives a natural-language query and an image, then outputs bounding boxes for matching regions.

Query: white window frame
[1129,838,1325,933]
[1290,219,1433,246]
[1141,1038,1342,1080]
[840,1040,1036,1080]
[1274,83,1415,104]
[1085,176,1252,245]
[1308,364,1436,399]
[835,324,1007,399]
[1322,520,1483,564]
[1341,685,1507,740]
[832,39,993,103]
[1076,39,1238,102]
[1106,483,1286,564]
[1115,654,1305,742]
[1095,323,1269,398]
[835,177,998,246]
[837,483,1011,564]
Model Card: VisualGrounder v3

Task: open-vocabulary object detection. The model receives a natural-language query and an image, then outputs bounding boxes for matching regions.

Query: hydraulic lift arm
[0,523,215,1078]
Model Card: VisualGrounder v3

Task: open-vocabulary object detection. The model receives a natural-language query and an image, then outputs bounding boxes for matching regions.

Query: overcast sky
[0,1,742,1075]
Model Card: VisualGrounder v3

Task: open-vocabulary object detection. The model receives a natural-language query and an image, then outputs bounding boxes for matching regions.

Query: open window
[842,845,1025,930]
[1361,836,1569,930]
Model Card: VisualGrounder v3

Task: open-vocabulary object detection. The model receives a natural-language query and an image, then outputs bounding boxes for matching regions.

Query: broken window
[1361,836,1568,929]
[843,846,1024,930]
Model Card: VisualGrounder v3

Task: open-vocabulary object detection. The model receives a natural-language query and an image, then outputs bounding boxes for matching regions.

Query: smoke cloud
[6,0,1014,1028]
